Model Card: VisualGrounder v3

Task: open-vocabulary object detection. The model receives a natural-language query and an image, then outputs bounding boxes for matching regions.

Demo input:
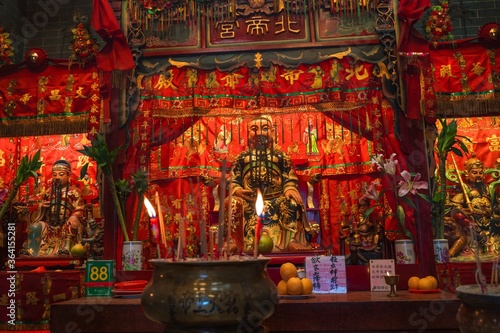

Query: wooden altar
[50,291,461,333]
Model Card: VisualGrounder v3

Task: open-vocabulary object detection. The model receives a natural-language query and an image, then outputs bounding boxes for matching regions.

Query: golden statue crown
[250,114,273,127]
[52,160,71,172]
[464,154,484,171]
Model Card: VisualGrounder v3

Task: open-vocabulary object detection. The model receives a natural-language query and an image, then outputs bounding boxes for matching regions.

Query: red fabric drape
[398,0,432,120]
[91,0,134,71]
[397,0,431,53]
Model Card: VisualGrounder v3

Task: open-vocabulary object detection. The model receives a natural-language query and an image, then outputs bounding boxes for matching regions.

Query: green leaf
[418,192,431,203]
[80,163,89,180]
[132,170,149,195]
[451,147,463,156]
[401,196,417,210]
[396,205,405,224]
[397,205,414,240]
[363,206,376,218]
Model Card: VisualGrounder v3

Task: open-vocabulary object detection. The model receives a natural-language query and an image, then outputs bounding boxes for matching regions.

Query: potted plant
[0,150,42,223]
[78,134,128,241]
[431,118,469,261]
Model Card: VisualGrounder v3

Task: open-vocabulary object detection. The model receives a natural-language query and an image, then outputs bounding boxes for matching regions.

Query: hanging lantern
[24,48,48,72]
[479,22,500,47]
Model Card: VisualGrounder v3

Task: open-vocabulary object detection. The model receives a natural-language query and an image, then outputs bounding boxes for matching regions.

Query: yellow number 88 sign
[85,260,115,296]
[89,265,109,281]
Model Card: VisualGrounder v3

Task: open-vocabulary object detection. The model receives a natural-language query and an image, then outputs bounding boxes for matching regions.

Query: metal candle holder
[384,274,399,297]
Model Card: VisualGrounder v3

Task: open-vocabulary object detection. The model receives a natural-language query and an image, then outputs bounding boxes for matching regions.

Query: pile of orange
[277,262,313,295]
[407,275,438,290]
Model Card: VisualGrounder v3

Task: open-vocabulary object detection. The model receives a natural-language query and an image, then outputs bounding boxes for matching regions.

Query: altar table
[0,270,84,331]
[49,291,461,333]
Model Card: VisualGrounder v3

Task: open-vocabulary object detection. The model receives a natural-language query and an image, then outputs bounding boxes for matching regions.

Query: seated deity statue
[449,155,496,254]
[346,199,383,265]
[20,160,85,257]
[226,115,312,252]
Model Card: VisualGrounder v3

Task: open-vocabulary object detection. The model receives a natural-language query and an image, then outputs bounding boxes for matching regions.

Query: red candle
[253,190,264,258]
[144,197,160,257]
[150,217,160,242]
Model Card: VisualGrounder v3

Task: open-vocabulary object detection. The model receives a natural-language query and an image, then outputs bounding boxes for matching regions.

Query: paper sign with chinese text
[305,255,347,294]
[369,259,395,292]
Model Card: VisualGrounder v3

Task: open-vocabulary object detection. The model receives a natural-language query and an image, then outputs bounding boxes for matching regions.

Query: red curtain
[397,0,432,120]
[91,0,134,72]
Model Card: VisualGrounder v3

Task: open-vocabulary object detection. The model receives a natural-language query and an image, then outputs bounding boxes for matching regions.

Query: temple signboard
[208,12,308,47]
[132,0,384,56]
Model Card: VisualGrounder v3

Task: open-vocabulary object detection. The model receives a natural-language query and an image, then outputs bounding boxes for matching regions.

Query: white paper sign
[305,255,347,294]
[369,259,395,292]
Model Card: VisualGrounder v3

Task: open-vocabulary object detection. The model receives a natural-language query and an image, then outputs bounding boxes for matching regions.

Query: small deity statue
[449,155,495,254]
[227,115,311,252]
[21,160,85,256]
[78,172,94,196]
[346,199,383,265]
[82,218,104,260]
[444,216,467,257]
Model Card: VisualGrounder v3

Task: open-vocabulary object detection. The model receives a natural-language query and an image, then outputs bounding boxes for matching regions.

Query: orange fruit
[417,277,434,290]
[408,276,420,290]
[280,262,298,281]
[301,278,313,295]
[277,280,288,295]
[424,276,438,289]
[286,277,303,295]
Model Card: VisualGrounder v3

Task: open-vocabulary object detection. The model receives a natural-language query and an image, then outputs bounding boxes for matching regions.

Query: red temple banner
[0,63,101,138]
[139,57,375,116]
[429,43,500,117]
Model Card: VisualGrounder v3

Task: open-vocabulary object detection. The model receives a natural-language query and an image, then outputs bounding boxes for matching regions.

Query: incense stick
[155,191,167,253]
[217,159,227,255]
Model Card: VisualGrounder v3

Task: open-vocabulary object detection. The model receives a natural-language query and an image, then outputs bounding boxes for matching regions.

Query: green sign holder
[85,260,115,296]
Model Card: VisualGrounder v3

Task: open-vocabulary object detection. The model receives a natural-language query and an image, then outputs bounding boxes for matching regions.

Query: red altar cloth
[0,270,84,331]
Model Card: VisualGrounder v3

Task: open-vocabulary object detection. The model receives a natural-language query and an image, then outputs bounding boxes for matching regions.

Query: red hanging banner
[0,63,100,138]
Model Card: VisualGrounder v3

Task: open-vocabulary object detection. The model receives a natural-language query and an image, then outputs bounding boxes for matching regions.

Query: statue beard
[254,135,270,150]
[474,180,488,196]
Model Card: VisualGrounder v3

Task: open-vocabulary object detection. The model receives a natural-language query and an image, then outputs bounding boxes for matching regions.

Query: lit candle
[144,197,160,257]
[253,190,264,258]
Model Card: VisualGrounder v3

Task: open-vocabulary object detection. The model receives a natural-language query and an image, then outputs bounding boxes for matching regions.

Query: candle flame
[386,271,390,276]
[255,189,264,216]
[144,197,156,218]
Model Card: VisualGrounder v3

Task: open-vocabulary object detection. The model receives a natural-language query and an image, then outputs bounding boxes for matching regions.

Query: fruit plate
[409,288,441,294]
[279,294,315,300]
